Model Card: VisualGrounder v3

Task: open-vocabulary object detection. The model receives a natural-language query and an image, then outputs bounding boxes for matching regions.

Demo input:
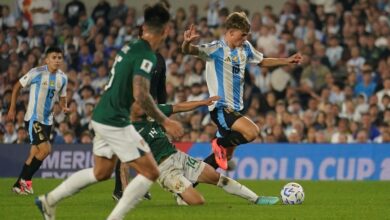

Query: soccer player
[7,46,69,195]
[120,96,279,205]
[182,12,302,170]
[112,51,167,201]
[35,4,183,220]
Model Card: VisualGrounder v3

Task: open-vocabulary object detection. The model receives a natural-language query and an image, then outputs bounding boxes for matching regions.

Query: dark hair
[144,4,170,32]
[46,46,63,56]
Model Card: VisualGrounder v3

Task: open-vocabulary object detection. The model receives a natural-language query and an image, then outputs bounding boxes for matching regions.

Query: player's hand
[162,118,184,139]
[287,53,302,64]
[203,96,220,106]
[184,24,200,43]
[6,109,16,122]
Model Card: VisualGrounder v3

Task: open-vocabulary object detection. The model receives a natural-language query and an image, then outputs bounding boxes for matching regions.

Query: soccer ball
[280,182,305,205]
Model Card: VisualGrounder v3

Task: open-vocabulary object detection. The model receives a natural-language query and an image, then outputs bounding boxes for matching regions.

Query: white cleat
[35,195,56,220]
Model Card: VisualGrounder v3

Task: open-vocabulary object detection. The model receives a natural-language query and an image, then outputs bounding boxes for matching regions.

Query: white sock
[217,174,258,203]
[107,175,153,220]
[47,168,98,206]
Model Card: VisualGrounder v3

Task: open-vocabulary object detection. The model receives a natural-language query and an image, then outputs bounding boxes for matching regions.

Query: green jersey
[92,39,156,127]
[132,104,177,164]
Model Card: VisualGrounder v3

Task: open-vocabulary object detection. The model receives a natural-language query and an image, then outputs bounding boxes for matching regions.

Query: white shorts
[91,120,150,162]
[157,151,206,194]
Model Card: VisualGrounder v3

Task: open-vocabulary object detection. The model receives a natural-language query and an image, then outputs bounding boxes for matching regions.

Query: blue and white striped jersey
[19,65,67,125]
[197,40,263,111]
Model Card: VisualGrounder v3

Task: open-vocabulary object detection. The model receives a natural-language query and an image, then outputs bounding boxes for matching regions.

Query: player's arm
[182,24,200,55]
[260,53,302,67]
[133,75,183,138]
[172,96,220,113]
[133,75,167,123]
[7,81,22,121]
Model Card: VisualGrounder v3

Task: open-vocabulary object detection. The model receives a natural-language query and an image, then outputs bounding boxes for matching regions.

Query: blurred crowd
[0,0,390,144]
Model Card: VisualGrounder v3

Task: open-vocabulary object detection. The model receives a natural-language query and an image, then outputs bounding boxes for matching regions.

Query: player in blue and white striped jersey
[7,47,69,195]
[182,12,302,171]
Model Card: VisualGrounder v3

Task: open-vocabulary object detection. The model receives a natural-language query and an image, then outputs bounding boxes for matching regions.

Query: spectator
[91,0,111,23]
[4,121,17,143]
[108,0,128,23]
[301,56,330,92]
[13,127,29,144]
[63,130,76,144]
[331,117,353,143]
[63,0,86,27]
[354,70,377,98]
[355,129,370,143]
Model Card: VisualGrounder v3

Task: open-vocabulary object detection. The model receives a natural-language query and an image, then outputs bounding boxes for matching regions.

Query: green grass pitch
[1,178,389,219]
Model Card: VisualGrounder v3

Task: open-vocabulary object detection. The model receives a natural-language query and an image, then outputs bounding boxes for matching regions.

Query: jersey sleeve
[196,40,220,60]
[59,74,68,98]
[133,52,156,80]
[19,69,37,87]
[157,104,173,117]
[245,41,264,64]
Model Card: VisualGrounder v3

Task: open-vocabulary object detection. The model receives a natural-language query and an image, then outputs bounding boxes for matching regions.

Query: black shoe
[112,191,122,202]
[143,192,152,200]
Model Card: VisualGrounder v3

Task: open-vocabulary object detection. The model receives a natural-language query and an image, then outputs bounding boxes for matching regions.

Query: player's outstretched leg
[197,164,279,205]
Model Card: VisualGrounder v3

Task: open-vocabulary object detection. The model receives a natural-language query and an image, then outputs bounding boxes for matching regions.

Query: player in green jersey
[118,96,279,205]
[35,4,184,220]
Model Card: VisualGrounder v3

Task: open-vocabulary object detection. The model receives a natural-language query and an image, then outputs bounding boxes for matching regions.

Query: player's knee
[243,127,259,142]
[94,170,112,181]
[144,167,160,181]
[150,169,160,181]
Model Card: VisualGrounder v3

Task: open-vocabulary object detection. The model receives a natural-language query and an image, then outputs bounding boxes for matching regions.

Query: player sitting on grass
[118,96,279,205]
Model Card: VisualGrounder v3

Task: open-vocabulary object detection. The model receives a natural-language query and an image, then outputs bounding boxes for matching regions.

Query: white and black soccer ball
[280,182,305,205]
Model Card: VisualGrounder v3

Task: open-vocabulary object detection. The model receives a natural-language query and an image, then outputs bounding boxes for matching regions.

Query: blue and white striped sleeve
[19,68,37,88]
[245,41,264,64]
[196,40,220,60]
[60,74,68,98]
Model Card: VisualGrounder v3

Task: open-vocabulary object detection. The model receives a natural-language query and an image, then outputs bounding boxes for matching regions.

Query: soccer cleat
[12,186,28,195]
[20,179,34,194]
[143,192,152,200]
[173,194,188,206]
[112,191,151,202]
[112,191,122,202]
[35,194,56,220]
[211,139,228,170]
[255,196,280,205]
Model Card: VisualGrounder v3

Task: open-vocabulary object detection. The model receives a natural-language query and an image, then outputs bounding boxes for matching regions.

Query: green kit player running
[35,4,183,220]
[120,96,279,205]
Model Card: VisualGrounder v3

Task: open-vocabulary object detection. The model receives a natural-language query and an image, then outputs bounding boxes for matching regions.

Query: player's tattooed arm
[133,75,167,124]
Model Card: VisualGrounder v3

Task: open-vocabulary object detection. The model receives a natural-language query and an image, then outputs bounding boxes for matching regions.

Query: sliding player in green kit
[119,96,279,205]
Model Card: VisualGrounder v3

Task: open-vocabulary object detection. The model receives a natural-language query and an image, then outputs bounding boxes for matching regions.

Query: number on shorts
[33,122,42,133]
[186,157,199,169]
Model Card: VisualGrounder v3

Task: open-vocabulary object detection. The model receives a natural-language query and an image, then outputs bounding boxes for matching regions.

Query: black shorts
[25,121,52,145]
[210,107,243,137]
